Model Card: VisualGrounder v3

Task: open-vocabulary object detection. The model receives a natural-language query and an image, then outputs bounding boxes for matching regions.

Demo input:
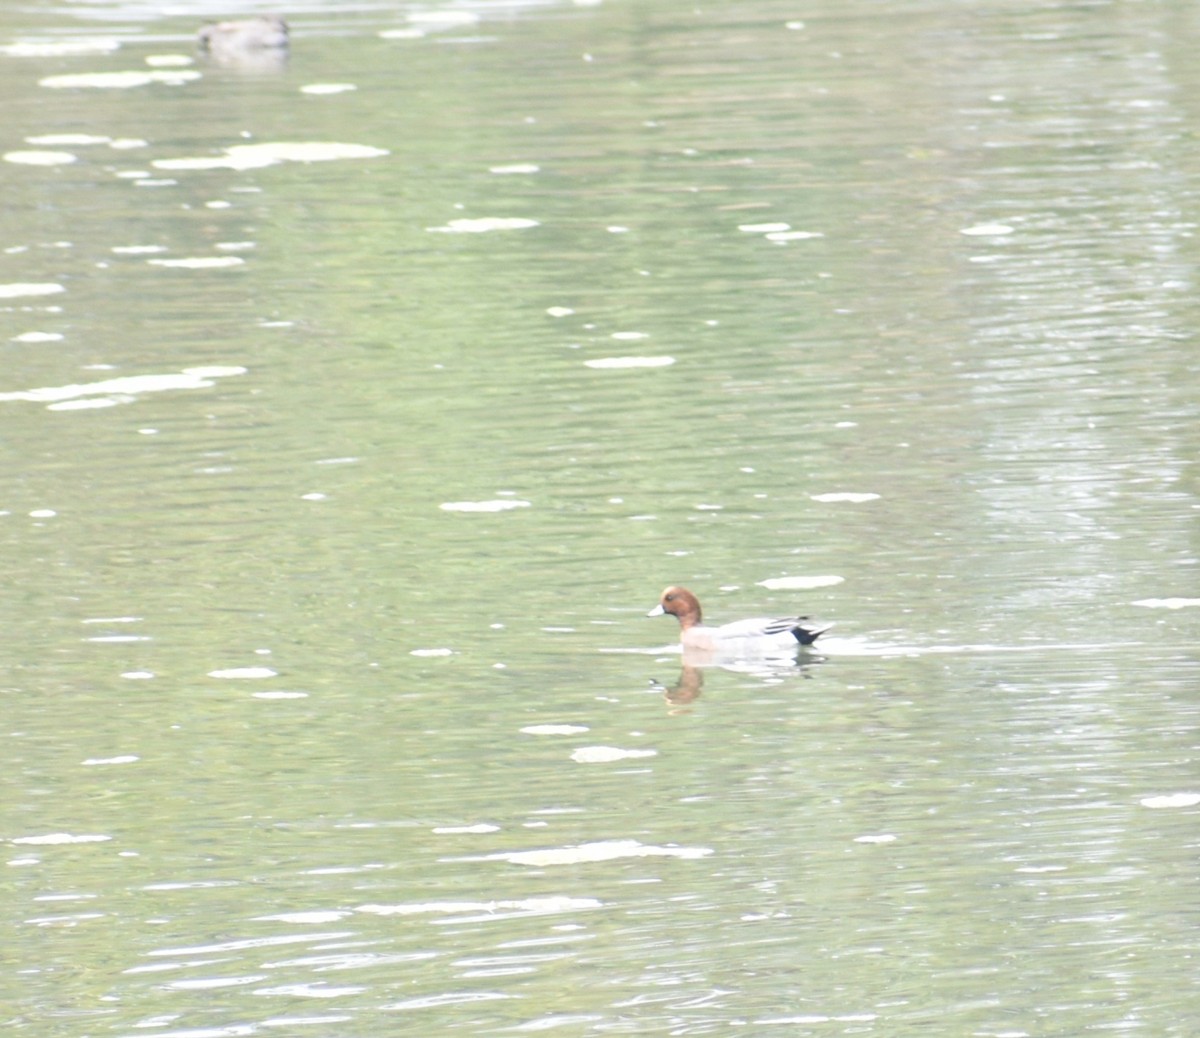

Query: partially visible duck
[198,15,289,67]
[648,585,831,656]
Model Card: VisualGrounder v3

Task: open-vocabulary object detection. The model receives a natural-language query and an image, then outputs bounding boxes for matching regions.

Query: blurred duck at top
[198,15,289,70]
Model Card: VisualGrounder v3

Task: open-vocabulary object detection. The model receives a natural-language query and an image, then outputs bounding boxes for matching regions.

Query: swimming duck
[648,585,831,655]
[198,15,289,67]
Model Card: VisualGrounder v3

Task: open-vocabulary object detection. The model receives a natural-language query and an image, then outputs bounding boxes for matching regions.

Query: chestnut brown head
[647,586,703,629]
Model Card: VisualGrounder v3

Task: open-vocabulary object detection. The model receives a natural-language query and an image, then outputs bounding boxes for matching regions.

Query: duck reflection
[657,651,825,707]
[661,663,705,705]
[198,15,289,70]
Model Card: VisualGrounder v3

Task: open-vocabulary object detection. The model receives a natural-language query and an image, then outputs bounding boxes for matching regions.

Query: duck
[647,585,831,656]
[198,15,289,67]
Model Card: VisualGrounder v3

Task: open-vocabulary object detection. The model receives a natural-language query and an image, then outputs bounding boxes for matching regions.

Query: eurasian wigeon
[198,15,289,66]
[648,585,831,655]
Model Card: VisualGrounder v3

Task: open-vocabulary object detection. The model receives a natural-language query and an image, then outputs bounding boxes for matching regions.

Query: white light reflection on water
[144,932,357,958]
[809,492,881,503]
[382,991,512,1011]
[1139,793,1200,809]
[0,282,64,298]
[40,70,201,89]
[520,724,589,735]
[166,975,265,991]
[2,38,121,57]
[356,896,602,919]
[425,217,540,233]
[27,133,111,145]
[583,355,675,369]
[569,745,656,763]
[432,823,501,834]
[0,366,246,408]
[470,839,714,867]
[299,83,357,95]
[208,667,278,679]
[489,162,539,174]
[254,982,365,997]
[439,499,531,512]
[3,150,77,166]
[12,832,112,845]
[11,331,64,342]
[757,575,844,590]
[147,257,245,269]
[153,142,389,172]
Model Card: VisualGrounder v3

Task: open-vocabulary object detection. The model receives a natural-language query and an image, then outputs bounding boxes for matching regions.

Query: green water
[3,1,1199,1035]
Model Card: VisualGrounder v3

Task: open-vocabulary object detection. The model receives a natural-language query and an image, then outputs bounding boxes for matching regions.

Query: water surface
[3,1,1199,1035]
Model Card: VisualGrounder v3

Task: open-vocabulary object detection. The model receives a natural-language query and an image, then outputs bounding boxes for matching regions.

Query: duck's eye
[665,593,675,601]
